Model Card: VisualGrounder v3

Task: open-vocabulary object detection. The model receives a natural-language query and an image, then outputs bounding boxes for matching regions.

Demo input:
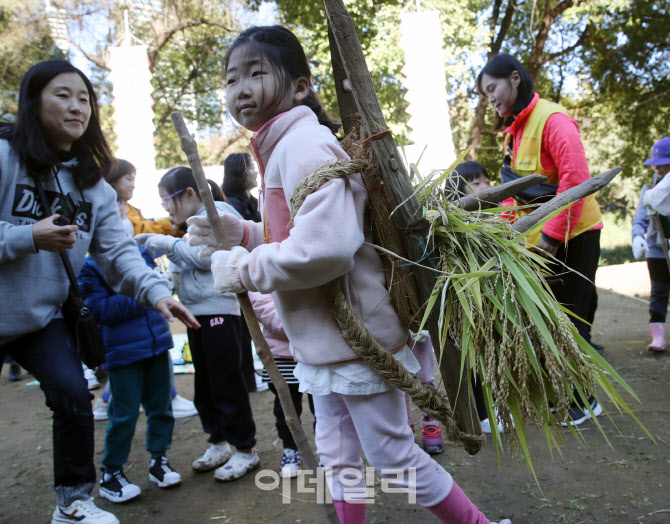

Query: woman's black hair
[158,166,225,206]
[445,161,489,199]
[223,25,341,135]
[106,158,136,185]
[0,60,114,189]
[476,54,535,130]
[222,152,253,194]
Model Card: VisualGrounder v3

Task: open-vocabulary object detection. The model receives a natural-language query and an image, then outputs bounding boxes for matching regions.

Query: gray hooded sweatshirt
[0,139,173,345]
[166,202,241,317]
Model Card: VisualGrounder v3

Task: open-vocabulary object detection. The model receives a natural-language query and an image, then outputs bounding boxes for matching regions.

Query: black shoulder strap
[32,174,83,296]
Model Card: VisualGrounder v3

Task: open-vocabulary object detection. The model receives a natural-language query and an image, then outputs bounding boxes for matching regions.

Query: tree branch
[69,39,110,71]
[148,19,232,66]
[492,0,516,55]
[541,25,590,65]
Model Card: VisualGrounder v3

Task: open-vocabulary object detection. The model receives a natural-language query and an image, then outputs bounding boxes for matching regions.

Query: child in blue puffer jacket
[78,199,182,503]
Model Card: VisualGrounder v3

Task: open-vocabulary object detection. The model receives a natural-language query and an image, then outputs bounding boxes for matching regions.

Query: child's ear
[293,77,310,103]
[186,187,197,200]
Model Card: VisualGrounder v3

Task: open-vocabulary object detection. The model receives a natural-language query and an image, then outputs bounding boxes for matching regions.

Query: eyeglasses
[160,189,185,209]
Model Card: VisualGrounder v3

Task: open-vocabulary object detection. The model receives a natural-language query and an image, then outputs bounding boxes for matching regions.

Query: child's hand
[135,233,175,257]
[211,246,248,294]
[187,213,245,259]
[155,297,200,329]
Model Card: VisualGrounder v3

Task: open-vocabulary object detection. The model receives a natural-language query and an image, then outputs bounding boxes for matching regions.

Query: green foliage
[256,0,484,142]
[0,1,65,121]
[261,0,667,222]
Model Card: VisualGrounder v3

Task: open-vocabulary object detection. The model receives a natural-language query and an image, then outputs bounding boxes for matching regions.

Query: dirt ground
[1,262,669,524]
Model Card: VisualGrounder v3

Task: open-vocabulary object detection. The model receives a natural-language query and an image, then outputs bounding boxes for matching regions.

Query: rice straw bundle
[415,173,651,471]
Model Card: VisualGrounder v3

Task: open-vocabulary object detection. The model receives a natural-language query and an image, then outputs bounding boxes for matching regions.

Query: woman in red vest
[477,54,604,426]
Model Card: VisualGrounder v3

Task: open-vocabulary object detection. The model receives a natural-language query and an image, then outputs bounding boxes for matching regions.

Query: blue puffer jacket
[77,247,173,370]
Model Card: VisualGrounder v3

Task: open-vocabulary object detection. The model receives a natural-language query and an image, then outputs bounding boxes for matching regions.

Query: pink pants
[313,387,453,507]
[406,333,437,426]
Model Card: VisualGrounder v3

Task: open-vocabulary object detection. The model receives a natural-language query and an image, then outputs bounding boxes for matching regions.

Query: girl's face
[244,161,259,190]
[480,72,520,118]
[463,176,491,196]
[159,186,201,225]
[111,171,136,201]
[654,164,670,179]
[225,46,310,132]
[38,72,91,151]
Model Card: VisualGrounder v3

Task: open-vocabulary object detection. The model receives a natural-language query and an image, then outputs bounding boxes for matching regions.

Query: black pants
[268,382,315,450]
[545,229,601,342]
[647,257,670,323]
[239,317,258,392]
[0,319,96,506]
[188,314,256,449]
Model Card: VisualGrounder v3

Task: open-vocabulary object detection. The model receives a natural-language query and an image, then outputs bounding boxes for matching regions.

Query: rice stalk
[416,189,652,472]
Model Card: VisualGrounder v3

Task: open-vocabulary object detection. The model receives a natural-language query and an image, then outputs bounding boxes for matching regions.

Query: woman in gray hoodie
[0,60,198,524]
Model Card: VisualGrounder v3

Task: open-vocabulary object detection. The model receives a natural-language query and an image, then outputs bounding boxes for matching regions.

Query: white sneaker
[93,399,109,421]
[255,374,269,392]
[192,443,233,472]
[52,497,119,523]
[171,395,198,419]
[83,366,101,390]
[214,450,260,481]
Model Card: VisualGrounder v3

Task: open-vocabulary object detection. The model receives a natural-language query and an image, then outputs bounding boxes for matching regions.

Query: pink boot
[648,323,666,352]
[333,500,367,524]
[426,482,490,523]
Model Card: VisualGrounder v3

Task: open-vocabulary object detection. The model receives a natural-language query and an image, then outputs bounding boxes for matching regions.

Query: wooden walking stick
[171,112,337,523]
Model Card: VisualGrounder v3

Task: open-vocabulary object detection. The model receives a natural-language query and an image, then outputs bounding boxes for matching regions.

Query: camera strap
[32,173,84,297]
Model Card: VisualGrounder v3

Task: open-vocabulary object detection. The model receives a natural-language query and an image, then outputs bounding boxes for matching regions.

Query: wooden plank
[456,174,548,210]
[512,167,621,233]
[328,24,358,134]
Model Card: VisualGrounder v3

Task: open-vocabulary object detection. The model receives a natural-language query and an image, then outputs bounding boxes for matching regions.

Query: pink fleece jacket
[502,94,603,241]
[236,106,408,365]
[247,291,292,359]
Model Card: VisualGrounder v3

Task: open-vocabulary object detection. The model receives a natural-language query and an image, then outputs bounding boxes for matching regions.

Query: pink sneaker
[421,414,445,455]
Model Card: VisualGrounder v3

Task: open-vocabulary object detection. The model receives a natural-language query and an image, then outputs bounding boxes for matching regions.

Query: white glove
[135,233,176,257]
[187,213,245,260]
[632,235,646,260]
[413,330,430,343]
[211,246,249,294]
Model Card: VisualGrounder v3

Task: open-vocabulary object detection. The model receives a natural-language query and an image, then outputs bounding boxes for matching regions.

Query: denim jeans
[0,318,96,507]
